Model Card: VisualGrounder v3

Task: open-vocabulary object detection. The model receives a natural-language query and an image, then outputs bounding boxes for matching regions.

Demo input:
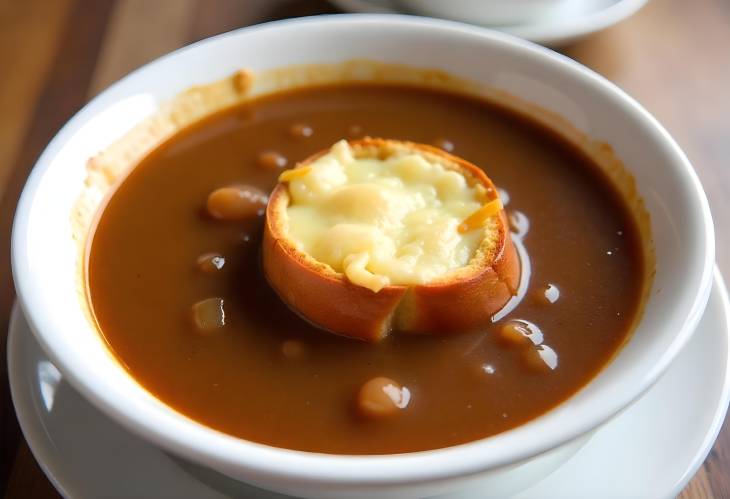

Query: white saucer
[8,267,730,499]
[328,0,649,46]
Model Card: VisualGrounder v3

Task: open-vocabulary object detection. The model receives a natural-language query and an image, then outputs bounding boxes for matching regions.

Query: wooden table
[1,0,728,497]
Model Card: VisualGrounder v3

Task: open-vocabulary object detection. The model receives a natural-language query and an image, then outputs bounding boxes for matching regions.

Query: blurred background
[1,0,728,497]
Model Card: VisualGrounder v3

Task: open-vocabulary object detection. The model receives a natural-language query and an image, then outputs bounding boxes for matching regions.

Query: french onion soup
[86,72,646,454]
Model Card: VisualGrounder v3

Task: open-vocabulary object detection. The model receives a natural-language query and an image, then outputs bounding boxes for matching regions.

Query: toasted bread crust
[263,138,520,342]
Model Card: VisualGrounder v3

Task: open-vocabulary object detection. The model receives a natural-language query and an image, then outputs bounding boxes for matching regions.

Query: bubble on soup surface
[191,298,226,332]
[498,319,543,347]
[289,123,313,139]
[206,185,267,221]
[482,364,496,375]
[357,377,410,418]
[523,344,559,372]
[534,283,560,305]
[281,340,307,360]
[196,253,225,272]
[431,137,455,152]
[257,151,288,170]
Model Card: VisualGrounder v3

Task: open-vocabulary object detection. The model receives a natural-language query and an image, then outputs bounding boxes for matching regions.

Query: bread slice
[263,138,520,342]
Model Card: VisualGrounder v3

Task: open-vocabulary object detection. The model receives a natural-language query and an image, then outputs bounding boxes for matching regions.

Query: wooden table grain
[1,0,728,497]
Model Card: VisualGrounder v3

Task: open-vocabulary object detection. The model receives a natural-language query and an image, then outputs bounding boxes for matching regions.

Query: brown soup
[88,83,644,454]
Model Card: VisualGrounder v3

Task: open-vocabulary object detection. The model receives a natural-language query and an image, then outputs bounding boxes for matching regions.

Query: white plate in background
[329,0,650,46]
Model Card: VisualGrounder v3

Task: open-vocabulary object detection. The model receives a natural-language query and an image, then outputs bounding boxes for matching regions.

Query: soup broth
[88,83,644,454]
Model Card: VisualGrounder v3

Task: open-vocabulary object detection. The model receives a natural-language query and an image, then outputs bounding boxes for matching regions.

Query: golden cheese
[281,140,486,292]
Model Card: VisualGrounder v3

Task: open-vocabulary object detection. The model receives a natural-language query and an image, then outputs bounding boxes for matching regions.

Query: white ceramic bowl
[11,15,714,499]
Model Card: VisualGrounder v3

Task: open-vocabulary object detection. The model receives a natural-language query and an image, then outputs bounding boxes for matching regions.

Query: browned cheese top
[88,83,644,454]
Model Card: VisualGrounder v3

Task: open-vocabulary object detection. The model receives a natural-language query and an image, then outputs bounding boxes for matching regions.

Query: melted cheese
[282,140,487,292]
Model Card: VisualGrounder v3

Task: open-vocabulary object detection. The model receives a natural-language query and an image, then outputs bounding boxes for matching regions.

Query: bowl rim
[11,13,715,486]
